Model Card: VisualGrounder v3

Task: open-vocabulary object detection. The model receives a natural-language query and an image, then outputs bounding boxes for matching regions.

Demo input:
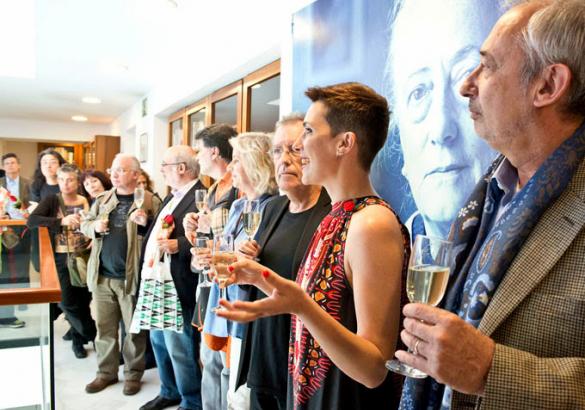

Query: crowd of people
[0,1,584,409]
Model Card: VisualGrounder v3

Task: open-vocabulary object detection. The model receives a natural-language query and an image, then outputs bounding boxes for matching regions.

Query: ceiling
[0,0,312,125]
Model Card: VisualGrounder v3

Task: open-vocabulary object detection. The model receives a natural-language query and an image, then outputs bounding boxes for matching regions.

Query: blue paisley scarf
[400,120,585,410]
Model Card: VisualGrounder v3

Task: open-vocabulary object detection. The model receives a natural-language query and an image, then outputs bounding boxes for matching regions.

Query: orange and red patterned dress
[288,196,409,410]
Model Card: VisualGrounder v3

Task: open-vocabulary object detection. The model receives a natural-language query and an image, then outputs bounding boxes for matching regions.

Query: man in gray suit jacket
[0,153,31,328]
[398,1,585,409]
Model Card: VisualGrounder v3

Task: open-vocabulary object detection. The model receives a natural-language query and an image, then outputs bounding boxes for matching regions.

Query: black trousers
[54,253,96,342]
[250,388,286,410]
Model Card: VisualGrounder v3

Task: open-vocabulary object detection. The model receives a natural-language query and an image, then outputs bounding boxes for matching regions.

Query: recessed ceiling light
[72,115,88,122]
[251,84,262,89]
[82,97,101,104]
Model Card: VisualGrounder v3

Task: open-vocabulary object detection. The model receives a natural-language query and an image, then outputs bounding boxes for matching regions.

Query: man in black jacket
[139,145,205,410]
[235,114,331,409]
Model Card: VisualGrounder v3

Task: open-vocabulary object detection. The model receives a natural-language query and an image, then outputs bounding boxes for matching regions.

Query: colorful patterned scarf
[400,120,585,409]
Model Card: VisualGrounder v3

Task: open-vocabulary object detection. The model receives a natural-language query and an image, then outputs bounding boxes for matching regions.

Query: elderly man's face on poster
[387,0,500,237]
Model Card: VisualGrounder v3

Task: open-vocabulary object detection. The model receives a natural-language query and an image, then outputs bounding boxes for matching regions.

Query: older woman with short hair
[28,163,97,359]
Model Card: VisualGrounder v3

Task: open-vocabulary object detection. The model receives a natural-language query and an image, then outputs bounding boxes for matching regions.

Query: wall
[110,47,283,195]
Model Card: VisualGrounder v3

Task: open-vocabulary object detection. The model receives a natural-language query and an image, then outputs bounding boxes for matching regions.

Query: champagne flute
[195,189,207,212]
[242,199,261,240]
[386,234,453,378]
[211,234,236,311]
[195,189,210,234]
[134,187,145,209]
[191,237,212,287]
[210,208,229,238]
[71,207,83,232]
[75,207,87,233]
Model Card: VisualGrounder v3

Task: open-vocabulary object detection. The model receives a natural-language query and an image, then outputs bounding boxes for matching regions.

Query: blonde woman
[194,132,277,410]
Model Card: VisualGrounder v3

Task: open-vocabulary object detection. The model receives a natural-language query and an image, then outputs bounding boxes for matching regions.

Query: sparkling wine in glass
[195,189,210,234]
[134,187,145,209]
[386,234,453,379]
[211,234,236,311]
[70,207,83,232]
[242,199,261,240]
[210,208,229,238]
[75,207,88,233]
[195,189,207,212]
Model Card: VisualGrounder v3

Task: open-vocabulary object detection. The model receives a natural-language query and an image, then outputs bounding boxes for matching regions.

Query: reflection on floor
[54,315,178,410]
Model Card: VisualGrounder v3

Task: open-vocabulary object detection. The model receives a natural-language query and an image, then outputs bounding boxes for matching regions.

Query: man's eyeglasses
[106,167,132,175]
[271,144,300,158]
[161,161,186,167]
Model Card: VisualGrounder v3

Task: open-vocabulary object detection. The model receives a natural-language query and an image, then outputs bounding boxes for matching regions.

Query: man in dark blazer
[234,114,332,409]
[0,153,31,328]
[139,145,205,410]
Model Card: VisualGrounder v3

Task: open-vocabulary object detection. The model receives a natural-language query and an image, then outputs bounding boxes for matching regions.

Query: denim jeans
[201,340,229,410]
[151,310,202,410]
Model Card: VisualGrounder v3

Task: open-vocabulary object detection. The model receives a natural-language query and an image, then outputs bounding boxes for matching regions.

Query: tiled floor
[54,315,178,410]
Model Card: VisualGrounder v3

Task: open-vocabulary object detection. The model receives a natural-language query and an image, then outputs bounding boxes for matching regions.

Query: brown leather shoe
[123,379,141,396]
[85,377,118,393]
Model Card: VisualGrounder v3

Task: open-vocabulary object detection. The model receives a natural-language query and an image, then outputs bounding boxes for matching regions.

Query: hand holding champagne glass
[75,207,87,233]
[98,212,110,235]
[242,199,261,240]
[211,234,236,311]
[386,234,453,378]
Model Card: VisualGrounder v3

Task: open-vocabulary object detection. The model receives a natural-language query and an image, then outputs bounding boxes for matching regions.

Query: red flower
[342,200,355,212]
[161,214,175,230]
[8,194,17,202]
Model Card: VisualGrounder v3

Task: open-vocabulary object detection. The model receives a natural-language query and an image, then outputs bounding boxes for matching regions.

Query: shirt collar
[491,157,519,203]
[171,178,199,200]
[6,175,19,184]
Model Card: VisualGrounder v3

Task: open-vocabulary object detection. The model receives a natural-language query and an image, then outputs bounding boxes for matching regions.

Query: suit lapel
[479,160,585,336]
[172,180,203,219]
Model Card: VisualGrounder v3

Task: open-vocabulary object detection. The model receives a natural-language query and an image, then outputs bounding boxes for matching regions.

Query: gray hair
[275,112,305,130]
[230,132,277,196]
[113,153,141,171]
[519,0,585,116]
[57,163,81,179]
[170,145,200,178]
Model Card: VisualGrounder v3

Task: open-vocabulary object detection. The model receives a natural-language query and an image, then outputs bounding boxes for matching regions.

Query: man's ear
[533,63,572,108]
[336,132,357,157]
[211,146,221,160]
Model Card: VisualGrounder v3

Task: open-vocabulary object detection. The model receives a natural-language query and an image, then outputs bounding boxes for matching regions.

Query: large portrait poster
[292,0,508,240]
